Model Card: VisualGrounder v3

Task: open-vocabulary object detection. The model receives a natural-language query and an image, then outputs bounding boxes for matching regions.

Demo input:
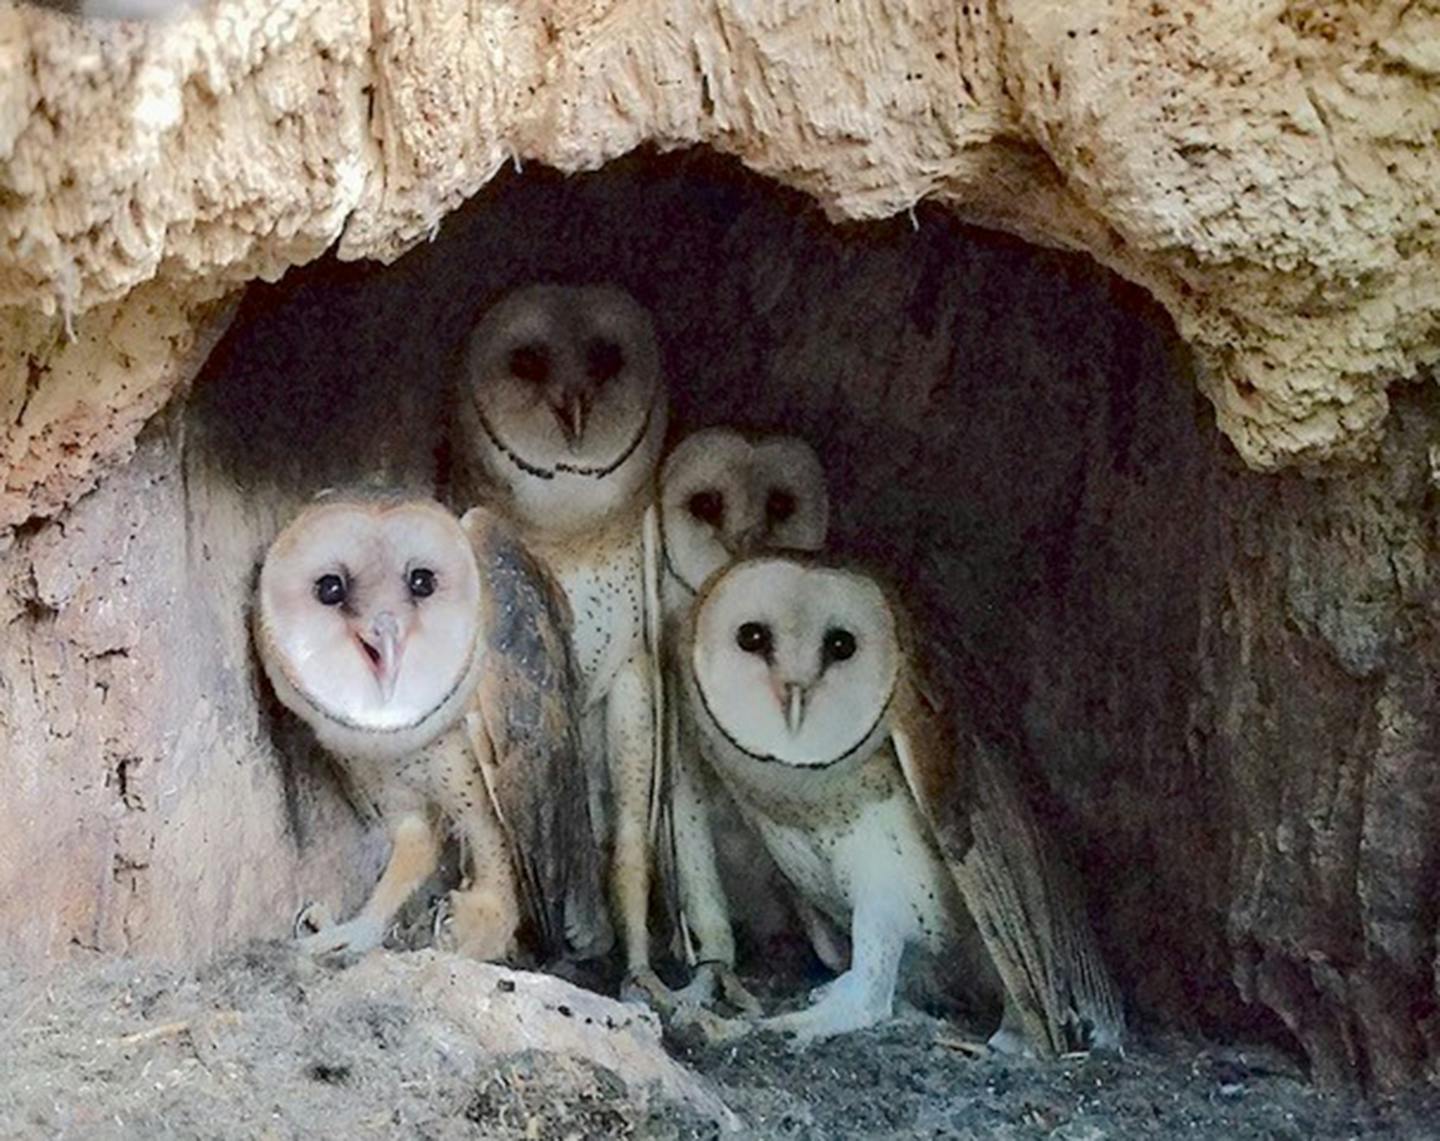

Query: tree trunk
[3,1,1439,1096]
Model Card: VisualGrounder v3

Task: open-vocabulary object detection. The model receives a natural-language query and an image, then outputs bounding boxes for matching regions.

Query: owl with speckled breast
[452,284,671,1003]
[254,494,603,967]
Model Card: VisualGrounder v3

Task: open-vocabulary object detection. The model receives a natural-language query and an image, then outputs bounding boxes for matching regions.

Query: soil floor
[2,946,1436,1140]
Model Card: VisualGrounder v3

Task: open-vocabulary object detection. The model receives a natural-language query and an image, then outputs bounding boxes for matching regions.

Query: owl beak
[363,611,403,703]
[784,683,807,735]
[553,392,588,449]
[730,523,766,557]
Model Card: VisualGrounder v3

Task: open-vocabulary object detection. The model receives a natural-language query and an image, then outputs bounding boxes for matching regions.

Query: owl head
[255,496,483,759]
[689,555,899,770]
[660,427,829,596]
[456,285,667,532]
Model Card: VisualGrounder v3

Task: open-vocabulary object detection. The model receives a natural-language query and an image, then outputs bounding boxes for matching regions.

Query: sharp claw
[294,915,385,966]
[292,900,332,939]
[431,895,453,949]
[620,968,677,1012]
[681,962,762,1016]
[935,1034,993,1058]
[720,971,764,1017]
[671,1004,754,1045]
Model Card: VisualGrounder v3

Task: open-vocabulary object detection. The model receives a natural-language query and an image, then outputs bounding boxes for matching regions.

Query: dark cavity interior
[190,148,1299,1058]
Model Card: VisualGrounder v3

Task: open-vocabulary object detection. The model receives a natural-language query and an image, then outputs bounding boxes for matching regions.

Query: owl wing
[890,664,1124,1056]
[460,507,606,961]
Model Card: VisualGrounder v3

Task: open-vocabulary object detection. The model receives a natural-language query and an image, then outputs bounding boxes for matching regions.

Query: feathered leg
[297,809,441,964]
[670,742,760,1013]
[607,655,669,1002]
[761,883,905,1043]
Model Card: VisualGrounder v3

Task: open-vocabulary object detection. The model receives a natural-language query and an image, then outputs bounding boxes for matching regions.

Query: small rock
[333,951,740,1130]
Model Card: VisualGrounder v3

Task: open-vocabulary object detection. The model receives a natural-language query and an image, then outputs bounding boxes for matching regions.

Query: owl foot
[985,997,1040,1057]
[675,961,763,1016]
[807,976,838,1004]
[758,970,888,1046]
[935,1033,994,1058]
[294,911,385,966]
[986,1025,1035,1056]
[292,900,335,939]
[619,967,679,1011]
[670,1003,755,1045]
[433,887,519,963]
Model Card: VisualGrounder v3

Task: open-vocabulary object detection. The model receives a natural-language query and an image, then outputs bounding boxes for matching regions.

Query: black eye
[766,488,797,523]
[408,567,436,599]
[586,337,624,382]
[823,628,856,664]
[508,343,550,383]
[314,574,346,607]
[736,622,772,658]
[687,490,725,526]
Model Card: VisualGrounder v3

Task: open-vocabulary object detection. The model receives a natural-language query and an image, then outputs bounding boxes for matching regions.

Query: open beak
[554,392,587,449]
[361,611,403,703]
[784,683,807,735]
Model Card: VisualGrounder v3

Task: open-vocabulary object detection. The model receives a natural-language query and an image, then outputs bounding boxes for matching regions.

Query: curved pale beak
[730,522,768,558]
[362,611,403,703]
[784,683,807,735]
[553,391,588,449]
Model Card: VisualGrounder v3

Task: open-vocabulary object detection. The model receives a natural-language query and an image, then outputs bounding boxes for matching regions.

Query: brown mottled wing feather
[891,660,1125,1056]
[461,507,605,961]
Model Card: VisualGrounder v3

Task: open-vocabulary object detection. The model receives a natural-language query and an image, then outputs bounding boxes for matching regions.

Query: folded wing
[890,660,1124,1056]
[462,507,607,960]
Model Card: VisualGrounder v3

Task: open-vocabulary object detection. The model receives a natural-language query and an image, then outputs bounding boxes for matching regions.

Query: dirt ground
[2,945,1436,1140]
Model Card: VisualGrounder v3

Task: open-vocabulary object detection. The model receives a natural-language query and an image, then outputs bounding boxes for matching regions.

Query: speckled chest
[341,720,479,821]
[538,523,646,709]
[716,743,963,949]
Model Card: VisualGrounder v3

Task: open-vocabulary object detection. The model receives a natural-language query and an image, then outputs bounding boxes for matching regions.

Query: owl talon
[676,961,762,1016]
[673,961,718,1007]
[807,976,837,1005]
[935,1034,993,1058]
[435,886,519,962]
[295,915,385,966]
[986,1024,1037,1057]
[985,997,1039,1057]
[619,967,678,1012]
[292,900,334,939]
[758,967,889,1044]
[431,894,453,948]
[671,1003,755,1045]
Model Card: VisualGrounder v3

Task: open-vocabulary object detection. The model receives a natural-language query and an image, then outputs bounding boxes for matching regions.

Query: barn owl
[453,284,669,1002]
[254,495,601,967]
[680,554,1125,1050]
[656,428,834,1008]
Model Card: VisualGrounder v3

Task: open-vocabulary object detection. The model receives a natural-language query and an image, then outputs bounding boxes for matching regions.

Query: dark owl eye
[314,574,346,607]
[736,621,773,658]
[508,343,550,383]
[407,567,436,599]
[766,488,797,523]
[586,337,625,383]
[822,627,856,664]
[687,490,725,526]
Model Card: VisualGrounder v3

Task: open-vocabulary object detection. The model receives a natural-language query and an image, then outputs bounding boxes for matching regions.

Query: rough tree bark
[1,0,1438,1095]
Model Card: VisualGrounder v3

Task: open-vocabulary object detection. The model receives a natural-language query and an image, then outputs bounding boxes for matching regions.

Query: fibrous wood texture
[2,0,1439,533]
[5,156,1438,1092]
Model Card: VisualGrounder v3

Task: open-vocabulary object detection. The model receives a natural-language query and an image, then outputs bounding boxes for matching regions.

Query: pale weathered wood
[1,1,1438,1092]
[3,0,1439,532]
